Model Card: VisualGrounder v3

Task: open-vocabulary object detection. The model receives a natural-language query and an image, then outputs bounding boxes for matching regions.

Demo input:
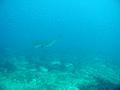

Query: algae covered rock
[39,66,48,73]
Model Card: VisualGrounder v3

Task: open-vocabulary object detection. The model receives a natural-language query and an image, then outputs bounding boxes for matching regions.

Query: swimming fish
[33,40,56,48]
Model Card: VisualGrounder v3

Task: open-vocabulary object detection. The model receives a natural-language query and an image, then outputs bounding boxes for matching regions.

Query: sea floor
[0,55,120,90]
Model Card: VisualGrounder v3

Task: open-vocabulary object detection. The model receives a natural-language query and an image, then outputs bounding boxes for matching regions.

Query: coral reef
[0,55,120,90]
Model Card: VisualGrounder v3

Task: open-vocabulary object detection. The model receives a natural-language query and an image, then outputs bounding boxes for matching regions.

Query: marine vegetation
[0,55,120,90]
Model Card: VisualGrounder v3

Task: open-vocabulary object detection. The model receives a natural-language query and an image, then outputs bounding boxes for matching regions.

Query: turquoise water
[0,0,120,90]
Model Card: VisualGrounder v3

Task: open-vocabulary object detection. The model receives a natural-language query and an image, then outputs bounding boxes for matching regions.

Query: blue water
[1,0,120,56]
[0,0,120,89]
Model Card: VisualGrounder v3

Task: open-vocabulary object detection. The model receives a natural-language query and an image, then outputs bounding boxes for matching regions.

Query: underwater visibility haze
[0,0,120,90]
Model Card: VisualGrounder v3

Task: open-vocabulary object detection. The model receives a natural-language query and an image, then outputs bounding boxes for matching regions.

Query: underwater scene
[0,0,120,90]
